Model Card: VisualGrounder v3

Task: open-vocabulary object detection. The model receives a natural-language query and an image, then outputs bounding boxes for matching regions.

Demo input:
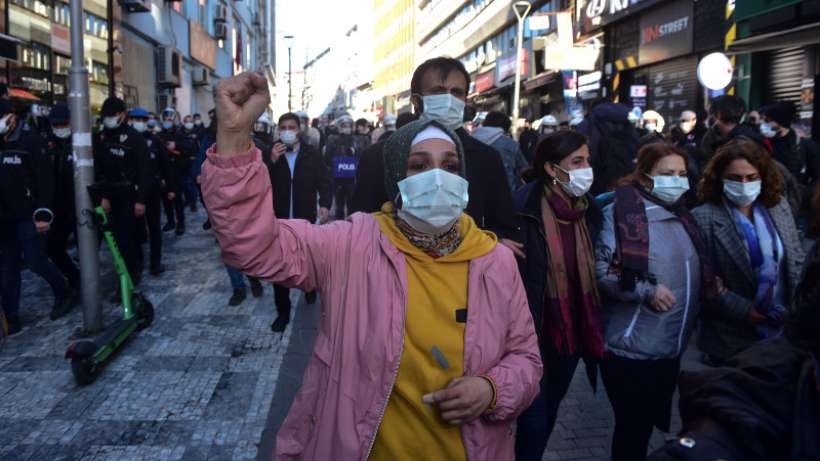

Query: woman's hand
[747,308,768,324]
[650,284,676,312]
[423,377,494,426]
[215,71,270,157]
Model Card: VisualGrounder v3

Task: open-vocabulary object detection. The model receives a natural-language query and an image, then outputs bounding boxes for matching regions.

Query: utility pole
[69,0,101,333]
[512,1,532,140]
[284,35,294,112]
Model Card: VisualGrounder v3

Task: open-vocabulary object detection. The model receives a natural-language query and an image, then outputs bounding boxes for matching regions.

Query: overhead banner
[638,0,693,66]
[576,0,664,35]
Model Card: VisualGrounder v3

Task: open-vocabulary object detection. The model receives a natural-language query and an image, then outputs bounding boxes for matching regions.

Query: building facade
[0,0,273,119]
[414,0,566,121]
[373,0,414,116]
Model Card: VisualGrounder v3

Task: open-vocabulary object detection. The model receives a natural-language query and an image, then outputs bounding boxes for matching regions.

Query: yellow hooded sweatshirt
[370,204,497,460]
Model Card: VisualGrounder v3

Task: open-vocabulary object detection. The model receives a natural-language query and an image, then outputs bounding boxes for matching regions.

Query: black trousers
[46,213,80,289]
[162,190,185,228]
[109,197,141,284]
[515,346,580,460]
[136,187,163,269]
[273,284,291,318]
[334,178,355,219]
[601,354,681,461]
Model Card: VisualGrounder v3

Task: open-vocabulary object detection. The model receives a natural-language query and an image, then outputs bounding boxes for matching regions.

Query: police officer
[181,114,201,212]
[45,103,81,291]
[0,100,76,334]
[324,114,367,219]
[252,113,274,153]
[129,108,172,276]
[93,96,152,287]
[158,108,194,236]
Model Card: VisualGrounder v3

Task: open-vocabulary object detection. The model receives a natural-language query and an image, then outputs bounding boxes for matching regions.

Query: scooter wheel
[71,356,97,385]
[134,293,154,330]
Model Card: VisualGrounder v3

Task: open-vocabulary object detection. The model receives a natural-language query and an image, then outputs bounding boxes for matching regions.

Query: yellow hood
[373,202,497,263]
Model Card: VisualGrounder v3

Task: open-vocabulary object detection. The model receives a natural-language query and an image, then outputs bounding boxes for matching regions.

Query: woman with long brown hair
[692,139,805,365]
[595,143,715,461]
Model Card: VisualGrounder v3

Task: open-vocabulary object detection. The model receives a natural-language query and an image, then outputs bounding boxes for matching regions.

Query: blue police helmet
[128,107,150,119]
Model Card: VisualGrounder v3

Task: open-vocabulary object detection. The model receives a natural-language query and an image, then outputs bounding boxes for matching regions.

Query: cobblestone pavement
[540,347,705,461]
[1,209,300,461]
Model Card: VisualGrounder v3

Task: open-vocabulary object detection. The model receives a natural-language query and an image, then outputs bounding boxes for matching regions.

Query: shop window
[20,44,50,71]
[12,0,51,18]
[55,55,71,75]
[90,61,108,85]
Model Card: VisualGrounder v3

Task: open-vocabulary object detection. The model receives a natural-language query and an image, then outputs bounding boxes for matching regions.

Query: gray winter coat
[692,198,805,363]
[471,126,528,191]
[595,199,702,360]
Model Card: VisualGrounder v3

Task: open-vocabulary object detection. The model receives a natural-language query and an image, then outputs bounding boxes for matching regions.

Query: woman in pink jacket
[202,72,542,460]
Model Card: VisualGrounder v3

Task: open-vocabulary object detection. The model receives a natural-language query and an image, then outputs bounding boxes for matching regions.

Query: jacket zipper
[362,258,408,460]
[676,260,692,354]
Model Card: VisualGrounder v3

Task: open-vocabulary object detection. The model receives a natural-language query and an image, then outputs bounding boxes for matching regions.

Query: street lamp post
[284,34,294,111]
[512,1,532,140]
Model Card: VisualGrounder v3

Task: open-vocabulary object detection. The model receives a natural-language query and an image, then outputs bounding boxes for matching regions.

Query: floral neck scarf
[393,211,462,258]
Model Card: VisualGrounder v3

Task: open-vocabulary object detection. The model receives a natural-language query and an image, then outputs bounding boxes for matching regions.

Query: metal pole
[287,45,292,111]
[69,0,101,333]
[512,1,531,140]
[106,0,115,96]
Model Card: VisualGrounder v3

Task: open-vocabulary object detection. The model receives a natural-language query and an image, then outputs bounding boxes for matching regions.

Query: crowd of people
[1,55,818,460]
[201,58,818,460]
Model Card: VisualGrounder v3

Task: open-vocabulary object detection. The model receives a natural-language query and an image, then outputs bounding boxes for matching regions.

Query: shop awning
[524,71,557,92]
[727,21,820,54]
[10,88,40,101]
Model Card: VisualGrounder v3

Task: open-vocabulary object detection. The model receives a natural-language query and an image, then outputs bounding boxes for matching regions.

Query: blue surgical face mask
[759,122,777,138]
[723,179,761,207]
[131,121,147,133]
[397,168,469,234]
[419,94,465,131]
[648,174,690,204]
[162,121,174,130]
[103,116,121,130]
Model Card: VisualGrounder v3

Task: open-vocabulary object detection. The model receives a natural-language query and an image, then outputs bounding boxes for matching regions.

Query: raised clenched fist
[216,71,271,156]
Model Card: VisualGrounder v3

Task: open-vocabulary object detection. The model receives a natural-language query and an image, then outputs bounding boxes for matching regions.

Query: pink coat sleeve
[201,146,349,291]
[483,253,543,422]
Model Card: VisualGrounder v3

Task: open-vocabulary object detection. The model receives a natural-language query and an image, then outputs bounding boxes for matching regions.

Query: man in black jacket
[45,103,81,291]
[762,101,820,192]
[1,100,75,334]
[350,57,520,253]
[158,108,195,236]
[262,112,332,332]
[129,107,173,276]
[93,96,152,286]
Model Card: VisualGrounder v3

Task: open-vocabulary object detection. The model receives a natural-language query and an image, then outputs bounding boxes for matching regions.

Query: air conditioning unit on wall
[214,22,228,40]
[157,46,181,88]
[192,67,210,86]
[214,3,227,22]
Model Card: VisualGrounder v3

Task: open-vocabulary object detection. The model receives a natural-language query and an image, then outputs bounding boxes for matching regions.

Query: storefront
[576,0,729,126]
[729,0,820,139]
[4,0,112,110]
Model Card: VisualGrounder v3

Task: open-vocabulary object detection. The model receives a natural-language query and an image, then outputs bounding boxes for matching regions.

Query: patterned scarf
[393,210,462,258]
[732,205,785,339]
[541,184,605,359]
[613,183,717,298]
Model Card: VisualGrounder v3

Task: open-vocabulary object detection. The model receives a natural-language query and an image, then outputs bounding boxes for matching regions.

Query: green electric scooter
[65,183,154,385]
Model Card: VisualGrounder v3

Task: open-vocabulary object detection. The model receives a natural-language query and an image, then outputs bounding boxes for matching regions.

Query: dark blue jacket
[513,179,603,345]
